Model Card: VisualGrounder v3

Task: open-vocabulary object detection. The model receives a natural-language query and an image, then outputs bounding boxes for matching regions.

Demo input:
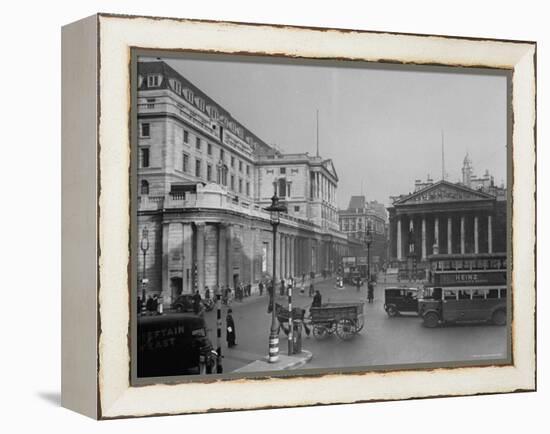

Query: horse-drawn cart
[309,302,365,340]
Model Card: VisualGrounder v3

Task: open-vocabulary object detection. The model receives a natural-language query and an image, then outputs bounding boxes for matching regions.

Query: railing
[137,185,322,230]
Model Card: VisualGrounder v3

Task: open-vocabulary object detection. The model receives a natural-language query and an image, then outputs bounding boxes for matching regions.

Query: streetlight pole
[265,194,287,363]
[365,225,372,283]
[140,227,149,304]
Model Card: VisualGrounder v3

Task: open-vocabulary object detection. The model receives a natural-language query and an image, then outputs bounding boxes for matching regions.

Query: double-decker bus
[418,253,507,328]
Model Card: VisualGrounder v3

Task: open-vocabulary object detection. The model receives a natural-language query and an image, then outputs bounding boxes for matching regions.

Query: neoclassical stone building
[387,159,507,270]
[136,61,361,305]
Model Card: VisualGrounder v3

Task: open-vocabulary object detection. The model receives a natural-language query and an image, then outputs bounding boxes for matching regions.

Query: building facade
[387,158,507,271]
[137,61,361,305]
[338,196,388,270]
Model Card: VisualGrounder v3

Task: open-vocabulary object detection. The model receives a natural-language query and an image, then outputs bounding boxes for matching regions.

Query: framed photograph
[61,13,536,419]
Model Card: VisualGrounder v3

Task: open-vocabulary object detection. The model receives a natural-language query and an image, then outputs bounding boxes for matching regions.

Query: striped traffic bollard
[288,283,293,355]
[268,331,279,363]
[216,289,223,373]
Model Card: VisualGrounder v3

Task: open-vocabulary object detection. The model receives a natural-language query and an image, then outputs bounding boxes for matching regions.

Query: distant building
[339,196,388,271]
[137,60,361,304]
[387,156,507,270]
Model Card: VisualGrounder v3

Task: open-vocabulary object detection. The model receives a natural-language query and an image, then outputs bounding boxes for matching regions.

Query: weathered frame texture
[61,13,536,419]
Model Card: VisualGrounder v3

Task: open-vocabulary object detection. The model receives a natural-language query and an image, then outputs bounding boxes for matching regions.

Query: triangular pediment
[394,180,495,206]
[322,159,339,181]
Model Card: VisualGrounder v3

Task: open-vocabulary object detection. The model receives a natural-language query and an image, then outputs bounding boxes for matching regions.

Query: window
[147,74,161,87]
[146,98,155,109]
[141,123,150,137]
[230,175,235,190]
[140,148,150,168]
[231,156,235,168]
[294,206,300,212]
[246,182,250,196]
[220,149,225,161]
[238,178,243,193]
[182,153,189,172]
[207,143,212,155]
[196,137,201,150]
[183,130,189,144]
[278,178,287,198]
[239,161,243,172]
[246,165,250,176]
[140,180,149,195]
[195,159,202,177]
[207,164,212,181]
[280,167,286,174]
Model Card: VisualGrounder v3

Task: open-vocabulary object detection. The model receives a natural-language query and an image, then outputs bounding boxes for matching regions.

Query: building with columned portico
[387,157,507,272]
[136,60,362,306]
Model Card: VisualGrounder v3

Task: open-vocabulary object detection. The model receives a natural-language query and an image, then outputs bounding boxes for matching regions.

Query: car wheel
[387,306,398,317]
[175,305,184,313]
[492,309,506,326]
[423,312,439,328]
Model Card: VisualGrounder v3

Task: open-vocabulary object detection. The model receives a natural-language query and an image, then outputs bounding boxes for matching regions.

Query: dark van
[384,287,419,317]
[137,313,216,377]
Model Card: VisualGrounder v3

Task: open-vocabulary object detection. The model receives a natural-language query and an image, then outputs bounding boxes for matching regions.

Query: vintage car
[383,287,419,317]
[171,294,196,313]
[137,313,216,377]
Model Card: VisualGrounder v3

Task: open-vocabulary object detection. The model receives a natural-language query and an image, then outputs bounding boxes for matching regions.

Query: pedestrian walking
[145,295,155,315]
[152,294,160,315]
[226,309,236,347]
[137,296,143,315]
[192,290,202,314]
[280,278,286,296]
[204,286,210,300]
[309,282,315,297]
[367,281,374,304]
[259,281,264,296]
[312,290,322,308]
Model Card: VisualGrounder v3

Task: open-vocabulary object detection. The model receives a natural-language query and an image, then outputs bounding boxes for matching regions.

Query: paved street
[201,275,508,372]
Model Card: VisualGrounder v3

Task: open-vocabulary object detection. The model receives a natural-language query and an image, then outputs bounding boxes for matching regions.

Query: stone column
[217,224,226,287]
[226,224,233,288]
[434,216,439,249]
[182,223,193,294]
[447,217,452,254]
[421,217,427,260]
[474,216,479,254]
[460,216,465,254]
[396,216,402,260]
[161,222,170,303]
[196,222,205,294]
[488,215,493,253]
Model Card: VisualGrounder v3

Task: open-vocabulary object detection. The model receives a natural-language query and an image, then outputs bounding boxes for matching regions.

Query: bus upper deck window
[488,289,499,299]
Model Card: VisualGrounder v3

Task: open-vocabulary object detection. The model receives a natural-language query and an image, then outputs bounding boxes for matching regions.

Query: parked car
[172,294,195,312]
[384,287,419,317]
[137,313,216,377]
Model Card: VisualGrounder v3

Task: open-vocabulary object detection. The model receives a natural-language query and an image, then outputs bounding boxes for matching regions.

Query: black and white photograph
[134,53,510,380]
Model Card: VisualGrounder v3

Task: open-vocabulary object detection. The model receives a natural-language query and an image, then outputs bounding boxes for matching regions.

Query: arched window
[140,180,149,196]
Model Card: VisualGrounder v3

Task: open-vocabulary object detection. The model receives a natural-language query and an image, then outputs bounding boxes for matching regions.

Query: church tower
[462,153,473,187]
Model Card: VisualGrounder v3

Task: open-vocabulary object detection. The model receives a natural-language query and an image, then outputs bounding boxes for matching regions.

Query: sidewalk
[234,349,313,373]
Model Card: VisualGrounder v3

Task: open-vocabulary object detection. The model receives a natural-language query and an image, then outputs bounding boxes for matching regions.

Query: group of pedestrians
[137,294,161,315]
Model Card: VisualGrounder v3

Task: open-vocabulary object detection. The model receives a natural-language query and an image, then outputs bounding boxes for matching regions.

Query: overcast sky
[146,54,508,209]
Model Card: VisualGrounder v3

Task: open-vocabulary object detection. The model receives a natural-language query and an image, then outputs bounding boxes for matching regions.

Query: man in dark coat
[367,281,374,304]
[259,281,264,296]
[145,295,155,314]
[312,290,322,308]
[226,309,236,347]
[192,290,202,314]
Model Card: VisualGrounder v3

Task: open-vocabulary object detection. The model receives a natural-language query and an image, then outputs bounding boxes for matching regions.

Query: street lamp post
[140,227,150,303]
[364,226,372,282]
[264,194,287,363]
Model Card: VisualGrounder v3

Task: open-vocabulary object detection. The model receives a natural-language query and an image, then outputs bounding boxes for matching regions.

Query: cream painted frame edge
[62,13,536,420]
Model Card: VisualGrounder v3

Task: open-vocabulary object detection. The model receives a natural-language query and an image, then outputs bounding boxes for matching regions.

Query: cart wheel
[423,312,440,328]
[312,325,328,340]
[336,319,355,340]
[386,305,398,317]
[354,316,365,333]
